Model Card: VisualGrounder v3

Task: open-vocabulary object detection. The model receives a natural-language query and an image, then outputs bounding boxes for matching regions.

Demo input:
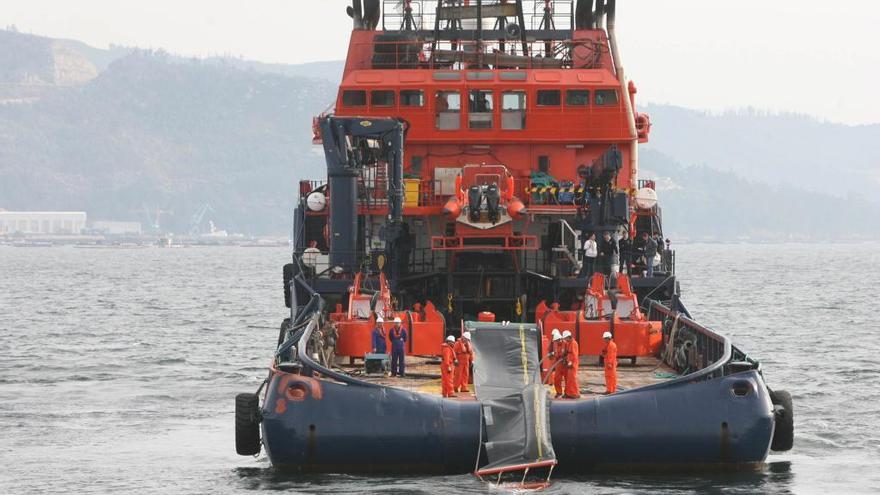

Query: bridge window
[501,91,526,130]
[595,89,619,106]
[342,90,366,107]
[537,90,561,106]
[566,90,590,106]
[400,90,424,107]
[468,90,494,129]
[435,91,461,130]
[371,90,395,107]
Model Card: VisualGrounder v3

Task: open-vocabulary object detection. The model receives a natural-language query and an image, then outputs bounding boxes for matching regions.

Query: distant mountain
[0,29,877,238]
[642,105,880,199]
[641,149,880,241]
[0,29,99,104]
[0,32,336,234]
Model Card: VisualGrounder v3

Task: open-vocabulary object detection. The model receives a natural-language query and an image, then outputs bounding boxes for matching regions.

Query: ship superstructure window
[501,91,526,130]
[468,90,494,129]
[371,90,395,107]
[435,91,461,130]
[401,90,424,107]
[566,90,590,106]
[595,89,619,106]
[537,90,561,106]
[342,90,366,107]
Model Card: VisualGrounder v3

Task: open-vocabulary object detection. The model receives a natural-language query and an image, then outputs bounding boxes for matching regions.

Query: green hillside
[0,43,335,234]
[0,29,876,239]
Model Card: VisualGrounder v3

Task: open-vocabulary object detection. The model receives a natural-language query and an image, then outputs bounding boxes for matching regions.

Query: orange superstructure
[292,0,673,360]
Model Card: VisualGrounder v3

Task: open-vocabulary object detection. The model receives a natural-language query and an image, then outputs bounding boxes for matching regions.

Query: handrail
[617,299,734,395]
[294,313,381,388]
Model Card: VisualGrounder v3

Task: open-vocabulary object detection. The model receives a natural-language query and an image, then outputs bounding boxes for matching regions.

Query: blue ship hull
[261,368,774,473]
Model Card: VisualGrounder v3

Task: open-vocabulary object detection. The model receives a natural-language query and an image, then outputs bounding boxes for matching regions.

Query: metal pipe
[605,0,639,192]
[351,0,364,29]
[476,0,483,46]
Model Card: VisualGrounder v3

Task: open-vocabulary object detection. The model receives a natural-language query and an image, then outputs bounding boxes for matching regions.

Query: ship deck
[334,355,677,398]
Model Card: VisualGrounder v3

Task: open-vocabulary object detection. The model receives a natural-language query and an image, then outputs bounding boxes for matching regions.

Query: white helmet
[376,316,384,323]
[562,330,572,339]
[603,331,613,340]
[552,333,562,342]
[551,328,561,338]
[393,317,402,323]
[463,331,471,340]
[446,335,455,343]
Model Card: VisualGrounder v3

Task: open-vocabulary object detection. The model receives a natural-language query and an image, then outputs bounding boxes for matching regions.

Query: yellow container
[404,179,420,207]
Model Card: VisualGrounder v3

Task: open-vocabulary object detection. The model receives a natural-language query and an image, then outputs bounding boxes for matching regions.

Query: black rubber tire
[770,389,794,452]
[235,393,262,456]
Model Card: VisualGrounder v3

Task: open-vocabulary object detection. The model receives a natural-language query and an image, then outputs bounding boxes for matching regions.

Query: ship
[235,0,794,479]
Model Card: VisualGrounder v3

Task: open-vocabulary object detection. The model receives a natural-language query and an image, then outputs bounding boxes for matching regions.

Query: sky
[1,0,878,125]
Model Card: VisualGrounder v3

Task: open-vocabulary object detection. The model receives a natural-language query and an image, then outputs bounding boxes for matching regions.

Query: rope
[662,314,681,368]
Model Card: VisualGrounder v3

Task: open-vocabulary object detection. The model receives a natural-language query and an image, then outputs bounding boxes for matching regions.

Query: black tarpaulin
[466,321,556,475]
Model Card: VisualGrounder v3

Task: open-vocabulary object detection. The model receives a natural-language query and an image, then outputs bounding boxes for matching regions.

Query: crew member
[598,231,617,277]
[453,331,473,393]
[643,232,658,277]
[543,328,560,382]
[441,335,457,397]
[601,331,618,394]
[563,330,580,399]
[389,316,407,377]
[371,316,387,354]
[549,330,566,398]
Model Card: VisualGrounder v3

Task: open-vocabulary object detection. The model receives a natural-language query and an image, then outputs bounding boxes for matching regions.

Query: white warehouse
[0,211,87,234]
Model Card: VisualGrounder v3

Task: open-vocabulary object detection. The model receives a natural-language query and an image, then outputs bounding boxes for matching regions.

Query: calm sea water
[1,243,878,494]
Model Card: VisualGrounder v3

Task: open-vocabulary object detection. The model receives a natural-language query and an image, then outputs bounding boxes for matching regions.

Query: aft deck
[334,355,678,398]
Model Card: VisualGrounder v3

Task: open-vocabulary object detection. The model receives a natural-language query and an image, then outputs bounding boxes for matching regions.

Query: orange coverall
[453,337,473,393]
[603,339,618,393]
[441,342,456,397]
[564,339,580,398]
[552,339,567,396]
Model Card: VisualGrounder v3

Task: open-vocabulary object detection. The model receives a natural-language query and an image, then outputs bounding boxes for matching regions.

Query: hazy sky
[2,0,878,124]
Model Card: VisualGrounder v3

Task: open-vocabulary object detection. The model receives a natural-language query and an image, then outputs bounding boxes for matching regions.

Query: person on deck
[601,331,618,394]
[598,231,617,277]
[663,238,673,273]
[563,330,580,399]
[550,330,566,398]
[643,232,658,278]
[583,233,597,277]
[371,316,387,354]
[371,316,388,373]
[453,331,474,393]
[389,317,407,377]
[441,335,457,397]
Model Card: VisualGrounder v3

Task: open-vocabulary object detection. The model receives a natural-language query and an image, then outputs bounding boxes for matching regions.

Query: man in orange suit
[601,331,618,394]
[550,330,566,398]
[441,335,457,397]
[453,331,473,393]
[563,330,580,399]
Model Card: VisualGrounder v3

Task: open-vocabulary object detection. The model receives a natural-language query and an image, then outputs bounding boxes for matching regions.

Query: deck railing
[381,1,576,38]
[639,300,761,388]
